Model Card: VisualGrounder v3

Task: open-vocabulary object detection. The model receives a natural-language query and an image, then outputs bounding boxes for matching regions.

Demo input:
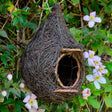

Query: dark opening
[57,55,78,86]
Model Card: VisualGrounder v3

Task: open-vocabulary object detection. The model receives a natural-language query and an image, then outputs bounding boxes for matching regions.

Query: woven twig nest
[19,3,85,103]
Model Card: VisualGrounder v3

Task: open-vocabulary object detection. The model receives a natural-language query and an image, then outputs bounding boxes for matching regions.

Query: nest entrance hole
[57,55,78,87]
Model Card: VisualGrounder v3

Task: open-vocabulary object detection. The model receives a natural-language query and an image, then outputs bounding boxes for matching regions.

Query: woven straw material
[19,3,85,103]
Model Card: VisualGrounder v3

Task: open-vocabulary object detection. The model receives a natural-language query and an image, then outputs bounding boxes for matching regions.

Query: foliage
[0,0,112,112]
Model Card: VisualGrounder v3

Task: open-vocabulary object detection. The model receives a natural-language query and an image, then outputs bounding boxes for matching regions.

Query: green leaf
[49,0,55,6]
[105,62,112,73]
[43,2,51,15]
[105,85,112,92]
[92,41,99,52]
[106,71,110,77]
[23,22,37,30]
[3,98,15,104]
[7,45,17,50]
[98,43,104,55]
[13,17,19,26]
[105,93,112,107]
[83,7,89,15]
[1,55,7,65]
[109,34,112,43]
[87,96,100,108]
[93,89,104,96]
[72,105,79,112]
[16,100,25,106]
[49,104,56,111]
[83,109,88,112]
[9,88,20,97]
[73,97,78,103]
[0,105,9,112]
[0,72,9,78]
[71,0,79,5]
[11,12,18,17]
[56,105,63,112]
[22,11,31,15]
[0,4,8,14]
[43,2,49,9]
[0,29,9,39]
[79,97,86,106]
[18,15,27,25]
[70,27,82,42]
[104,46,112,56]
[21,7,30,12]
[86,83,95,93]
[5,80,11,89]
[6,55,12,61]
[1,52,12,65]
[64,14,74,23]
[15,102,21,112]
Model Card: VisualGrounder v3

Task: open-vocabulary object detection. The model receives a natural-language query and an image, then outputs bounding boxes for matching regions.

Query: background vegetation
[0,0,112,112]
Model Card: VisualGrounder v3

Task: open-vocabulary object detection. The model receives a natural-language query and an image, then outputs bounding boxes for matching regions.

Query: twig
[107,15,111,39]
[35,0,44,32]
[17,29,20,53]
[22,27,25,43]
[86,102,90,112]
[59,0,64,4]
[25,0,30,7]
[2,0,20,29]
[79,0,83,27]
[16,29,20,78]
[70,12,82,17]
[32,0,36,3]
[98,97,105,112]
[78,24,87,29]
[10,39,25,48]
[66,0,82,13]
[46,0,51,12]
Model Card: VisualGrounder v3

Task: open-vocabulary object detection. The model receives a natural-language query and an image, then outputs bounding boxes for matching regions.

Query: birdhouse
[19,3,85,103]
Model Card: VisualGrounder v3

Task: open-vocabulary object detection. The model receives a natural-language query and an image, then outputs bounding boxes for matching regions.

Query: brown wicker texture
[19,3,85,103]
